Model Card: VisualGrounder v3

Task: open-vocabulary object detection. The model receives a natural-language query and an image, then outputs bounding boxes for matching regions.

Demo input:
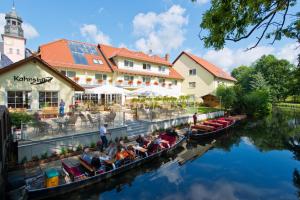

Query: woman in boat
[114,145,131,167]
[106,141,117,159]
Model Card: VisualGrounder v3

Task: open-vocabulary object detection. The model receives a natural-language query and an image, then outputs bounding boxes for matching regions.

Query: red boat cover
[62,160,83,177]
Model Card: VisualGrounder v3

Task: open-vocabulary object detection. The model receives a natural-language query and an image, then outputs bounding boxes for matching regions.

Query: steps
[126,120,151,136]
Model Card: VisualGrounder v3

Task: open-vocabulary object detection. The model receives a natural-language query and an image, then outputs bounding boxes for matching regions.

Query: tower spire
[12,0,15,10]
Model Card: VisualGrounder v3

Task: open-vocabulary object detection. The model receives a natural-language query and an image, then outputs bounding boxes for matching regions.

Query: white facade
[2,35,25,63]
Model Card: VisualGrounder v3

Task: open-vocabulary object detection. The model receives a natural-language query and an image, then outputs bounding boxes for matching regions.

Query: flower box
[109,79,113,83]
[118,80,123,83]
[146,81,150,86]
[98,79,103,84]
[137,80,142,85]
[162,83,166,87]
[128,80,133,85]
[86,77,92,82]
[154,82,159,85]
[74,77,80,81]
[169,83,172,87]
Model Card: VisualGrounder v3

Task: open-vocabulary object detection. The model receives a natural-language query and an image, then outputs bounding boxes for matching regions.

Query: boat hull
[189,121,235,140]
[26,135,185,200]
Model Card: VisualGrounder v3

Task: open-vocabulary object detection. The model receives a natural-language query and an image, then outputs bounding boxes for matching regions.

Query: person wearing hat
[99,123,109,149]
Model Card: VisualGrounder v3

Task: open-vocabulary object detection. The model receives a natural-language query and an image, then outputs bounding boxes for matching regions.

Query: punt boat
[25,134,185,200]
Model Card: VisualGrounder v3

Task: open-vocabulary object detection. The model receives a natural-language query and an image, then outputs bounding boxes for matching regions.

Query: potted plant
[137,80,142,85]
[146,81,150,86]
[154,81,159,85]
[98,79,103,84]
[128,80,133,85]
[86,77,92,82]
[74,77,80,82]
[118,79,123,84]
[10,112,33,140]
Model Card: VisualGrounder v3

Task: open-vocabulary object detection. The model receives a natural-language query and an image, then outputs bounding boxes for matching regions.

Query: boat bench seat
[160,134,176,146]
[62,160,83,178]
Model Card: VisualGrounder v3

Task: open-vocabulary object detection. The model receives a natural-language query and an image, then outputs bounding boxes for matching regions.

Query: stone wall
[18,126,127,163]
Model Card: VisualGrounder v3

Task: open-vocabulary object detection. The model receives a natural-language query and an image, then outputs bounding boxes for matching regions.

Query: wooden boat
[189,117,236,140]
[25,134,185,200]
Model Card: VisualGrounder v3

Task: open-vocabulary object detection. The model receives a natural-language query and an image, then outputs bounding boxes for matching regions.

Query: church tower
[1,3,26,62]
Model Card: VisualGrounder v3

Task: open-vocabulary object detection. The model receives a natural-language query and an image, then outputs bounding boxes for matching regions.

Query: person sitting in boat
[154,136,170,149]
[136,135,146,147]
[82,148,92,164]
[115,145,130,167]
[166,128,179,137]
[106,141,117,159]
[126,145,136,160]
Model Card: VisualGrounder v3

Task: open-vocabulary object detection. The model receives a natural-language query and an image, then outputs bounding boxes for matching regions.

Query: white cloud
[276,43,300,65]
[80,24,111,45]
[23,23,39,39]
[0,13,39,39]
[201,43,300,72]
[118,43,127,48]
[133,5,188,55]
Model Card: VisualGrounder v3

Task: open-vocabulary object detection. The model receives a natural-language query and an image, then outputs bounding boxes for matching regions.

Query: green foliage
[10,112,33,128]
[76,144,83,151]
[197,0,298,50]
[216,85,237,111]
[90,142,96,148]
[60,147,67,155]
[21,156,27,164]
[243,89,272,117]
[40,152,48,160]
[31,155,39,161]
[249,72,269,91]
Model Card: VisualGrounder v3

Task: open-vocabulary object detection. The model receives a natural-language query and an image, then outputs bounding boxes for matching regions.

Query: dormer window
[189,69,196,76]
[159,66,166,72]
[143,63,151,70]
[124,60,134,67]
[93,59,103,64]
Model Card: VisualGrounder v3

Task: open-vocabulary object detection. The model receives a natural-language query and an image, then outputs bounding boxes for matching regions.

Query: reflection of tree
[293,169,300,199]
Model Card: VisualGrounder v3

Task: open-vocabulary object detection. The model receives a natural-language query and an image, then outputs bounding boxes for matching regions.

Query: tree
[249,72,269,91]
[231,65,254,92]
[252,55,294,101]
[197,0,299,50]
[216,85,237,111]
[243,89,271,117]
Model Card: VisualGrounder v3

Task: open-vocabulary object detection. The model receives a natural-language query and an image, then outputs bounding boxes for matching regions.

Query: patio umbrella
[85,85,129,95]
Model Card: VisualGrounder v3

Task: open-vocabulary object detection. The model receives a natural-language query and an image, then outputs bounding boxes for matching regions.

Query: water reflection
[53,108,300,200]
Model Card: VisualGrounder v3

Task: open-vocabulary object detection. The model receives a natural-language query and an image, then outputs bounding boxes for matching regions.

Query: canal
[57,108,300,200]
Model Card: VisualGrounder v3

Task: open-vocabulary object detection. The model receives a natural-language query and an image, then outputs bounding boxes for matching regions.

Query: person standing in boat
[193,113,197,125]
[99,123,109,149]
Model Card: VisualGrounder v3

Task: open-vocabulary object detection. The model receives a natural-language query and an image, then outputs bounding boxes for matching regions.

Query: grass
[186,106,221,114]
[276,102,300,109]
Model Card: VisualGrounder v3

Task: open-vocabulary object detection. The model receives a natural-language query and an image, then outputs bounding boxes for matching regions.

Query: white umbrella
[85,85,129,95]
[129,85,180,97]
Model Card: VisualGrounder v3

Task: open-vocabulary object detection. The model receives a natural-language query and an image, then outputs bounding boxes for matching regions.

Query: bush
[76,144,83,151]
[10,112,33,128]
[216,85,237,111]
[60,147,67,155]
[243,89,271,117]
[90,142,96,148]
[21,156,27,164]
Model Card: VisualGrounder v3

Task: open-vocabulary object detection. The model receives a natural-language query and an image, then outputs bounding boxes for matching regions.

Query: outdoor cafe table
[52,118,67,133]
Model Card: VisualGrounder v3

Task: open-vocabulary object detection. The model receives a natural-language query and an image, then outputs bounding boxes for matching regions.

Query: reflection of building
[0,56,84,112]
[0,5,26,67]
[38,39,183,104]
[173,51,236,101]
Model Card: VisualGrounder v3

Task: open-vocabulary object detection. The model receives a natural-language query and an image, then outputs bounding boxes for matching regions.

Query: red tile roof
[39,39,113,73]
[99,44,183,80]
[173,51,236,82]
[38,39,183,80]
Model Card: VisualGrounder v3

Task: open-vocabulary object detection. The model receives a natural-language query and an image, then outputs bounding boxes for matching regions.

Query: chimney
[165,53,170,61]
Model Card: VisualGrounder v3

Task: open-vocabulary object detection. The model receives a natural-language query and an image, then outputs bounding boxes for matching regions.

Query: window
[95,74,107,80]
[93,59,103,64]
[159,66,166,72]
[124,60,134,67]
[124,75,134,81]
[172,80,178,86]
[66,71,76,78]
[143,63,151,70]
[7,91,31,109]
[16,49,20,55]
[72,53,88,65]
[189,82,196,88]
[189,69,196,76]
[142,76,151,83]
[39,91,58,108]
[9,48,13,54]
[12,21,16,25]
[61,70,66,76]
[159,78,165,83]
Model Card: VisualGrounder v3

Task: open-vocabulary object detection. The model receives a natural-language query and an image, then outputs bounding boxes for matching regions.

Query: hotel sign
[13,75,53,85]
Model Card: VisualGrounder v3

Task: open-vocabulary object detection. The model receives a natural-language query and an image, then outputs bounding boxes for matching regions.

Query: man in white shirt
[99,124,109,149]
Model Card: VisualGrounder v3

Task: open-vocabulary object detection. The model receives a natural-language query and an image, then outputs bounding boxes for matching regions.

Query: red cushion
[62,161,82,177]
[160,134,176,145]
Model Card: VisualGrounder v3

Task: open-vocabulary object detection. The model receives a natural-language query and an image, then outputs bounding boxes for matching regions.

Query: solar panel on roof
[68,41,98,55]
[72,52,88,65]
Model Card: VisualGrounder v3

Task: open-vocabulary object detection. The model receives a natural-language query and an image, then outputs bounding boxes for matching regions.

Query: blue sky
[1,0,299,72]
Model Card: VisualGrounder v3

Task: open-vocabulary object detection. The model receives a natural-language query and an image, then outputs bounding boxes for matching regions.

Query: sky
[0,0,299,72]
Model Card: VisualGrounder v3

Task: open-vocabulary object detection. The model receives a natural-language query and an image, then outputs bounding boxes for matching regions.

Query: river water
[58,108,300,200]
